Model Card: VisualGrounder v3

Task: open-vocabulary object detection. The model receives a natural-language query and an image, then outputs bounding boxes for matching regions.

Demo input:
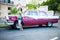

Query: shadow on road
[0,26,59,31]
[23,26,58,29]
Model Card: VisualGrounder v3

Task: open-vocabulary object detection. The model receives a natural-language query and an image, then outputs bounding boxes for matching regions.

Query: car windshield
[25,10,47,16]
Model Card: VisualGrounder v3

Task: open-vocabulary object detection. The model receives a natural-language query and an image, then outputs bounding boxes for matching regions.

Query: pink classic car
[6,10,59,29]
[22,10,59,27]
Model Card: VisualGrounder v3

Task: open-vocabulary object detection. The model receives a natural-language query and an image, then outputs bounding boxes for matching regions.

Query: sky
[11,0,47,6]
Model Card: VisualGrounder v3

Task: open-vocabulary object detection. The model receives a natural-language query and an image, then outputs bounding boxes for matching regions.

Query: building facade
[0,0,15,17]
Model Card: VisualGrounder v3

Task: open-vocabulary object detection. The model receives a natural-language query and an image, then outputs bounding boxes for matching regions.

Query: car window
[27,11,33,15]
[38,11,47,16]
[25,10,47,16]
[25,10,38,16]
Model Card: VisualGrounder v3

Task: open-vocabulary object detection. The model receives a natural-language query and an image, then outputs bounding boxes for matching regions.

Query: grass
[0,23,8,27]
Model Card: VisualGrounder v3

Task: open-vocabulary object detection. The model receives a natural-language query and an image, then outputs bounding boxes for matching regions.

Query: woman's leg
[18,20,23,30]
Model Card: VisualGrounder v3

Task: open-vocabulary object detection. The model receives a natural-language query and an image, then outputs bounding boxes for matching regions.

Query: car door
[37,11,48,25]
[23,10,38,26]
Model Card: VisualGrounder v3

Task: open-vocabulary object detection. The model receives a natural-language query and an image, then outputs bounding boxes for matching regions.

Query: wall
[0,4,14,18]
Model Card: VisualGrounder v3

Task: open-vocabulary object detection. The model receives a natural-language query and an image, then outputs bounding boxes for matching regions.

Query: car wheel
[10,25,14,29]
[14,21,24,29]
[47,22,53,27]
[15,22,20,29]
[14,21,19,29]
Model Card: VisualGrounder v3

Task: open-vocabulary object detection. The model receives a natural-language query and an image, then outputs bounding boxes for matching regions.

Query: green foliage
[57,3,60,12]
[41,0,59,11]
[26,4,37,10]
[26,0,40,10]
[10,7,19,14]
[41,1,46,6]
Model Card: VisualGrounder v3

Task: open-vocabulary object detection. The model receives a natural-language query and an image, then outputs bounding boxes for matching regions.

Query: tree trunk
[54,11,56,15]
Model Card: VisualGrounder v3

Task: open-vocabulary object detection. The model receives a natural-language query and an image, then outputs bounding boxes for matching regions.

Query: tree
[57,3,60,12]
[26,0,40,10]
[41,0,60,15]
[26,4,37,10]
[10,7,19,14]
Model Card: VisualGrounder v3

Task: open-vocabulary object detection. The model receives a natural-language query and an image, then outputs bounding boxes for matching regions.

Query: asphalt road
[0,27,60,40]
[0,20,60,40]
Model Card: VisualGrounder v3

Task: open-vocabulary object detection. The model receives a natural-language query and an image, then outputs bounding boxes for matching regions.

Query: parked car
[22,10,59,26]
[6,10,59,29]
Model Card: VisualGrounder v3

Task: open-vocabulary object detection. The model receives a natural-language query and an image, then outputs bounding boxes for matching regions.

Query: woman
[18,8,23,30]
